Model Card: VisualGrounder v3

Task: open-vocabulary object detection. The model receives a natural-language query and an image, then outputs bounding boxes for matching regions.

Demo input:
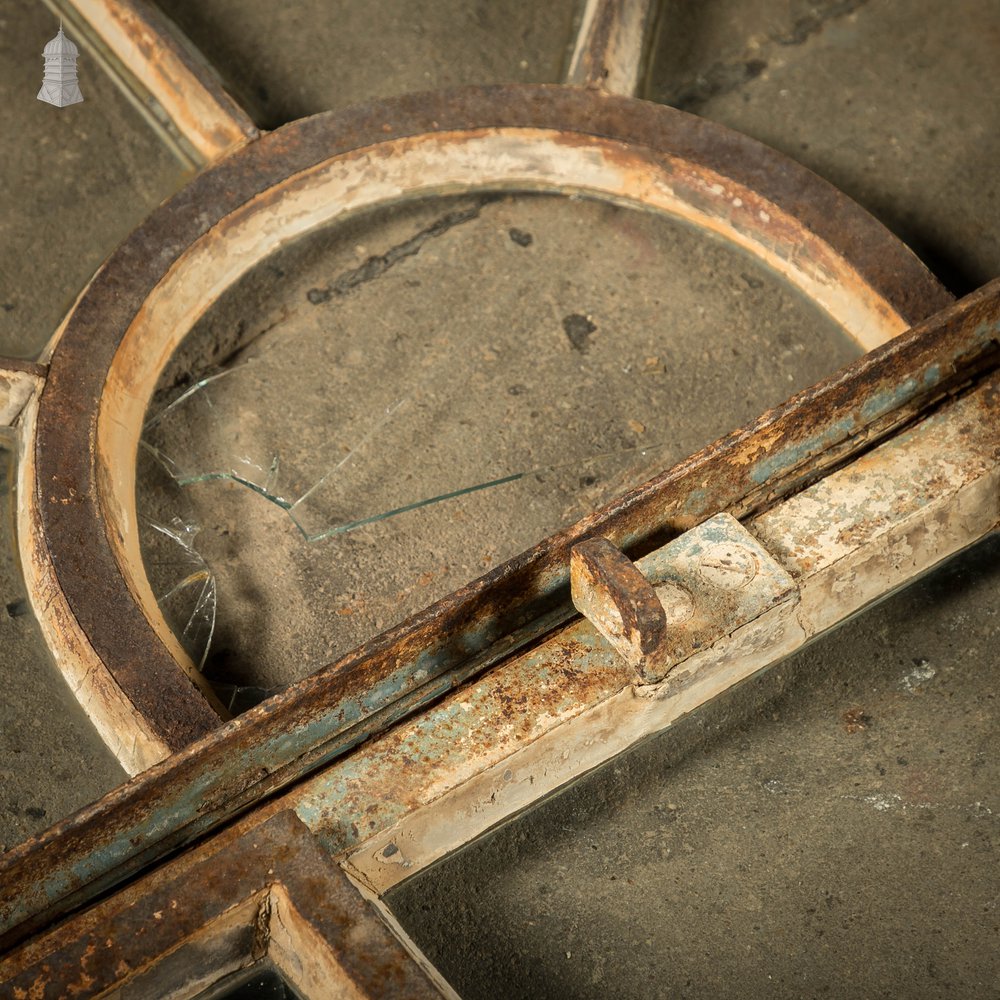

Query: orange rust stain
[842,706,870,734]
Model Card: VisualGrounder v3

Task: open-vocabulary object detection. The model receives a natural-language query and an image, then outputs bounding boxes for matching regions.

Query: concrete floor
[154,0,581,131]
[0,0,997,997]
[390,539,1000,998]
[646,0,1000,295]
[0,0,189,359]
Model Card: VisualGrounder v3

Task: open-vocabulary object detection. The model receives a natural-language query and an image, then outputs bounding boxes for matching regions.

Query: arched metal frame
[1,1,998,996]
[22,86,949,773]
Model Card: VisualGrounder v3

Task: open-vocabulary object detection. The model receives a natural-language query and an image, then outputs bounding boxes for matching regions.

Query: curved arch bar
[27,85,951,767]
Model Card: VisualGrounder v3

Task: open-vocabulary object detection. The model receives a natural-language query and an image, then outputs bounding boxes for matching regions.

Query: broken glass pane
[141,194,681,542]
[144,517,216,671]
[138,191,862,691]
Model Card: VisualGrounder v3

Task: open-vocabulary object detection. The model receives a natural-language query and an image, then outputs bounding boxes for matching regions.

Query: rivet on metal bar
[571,513,798,684]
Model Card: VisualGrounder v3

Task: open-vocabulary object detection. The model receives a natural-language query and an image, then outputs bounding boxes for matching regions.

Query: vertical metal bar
[566,0,656,95]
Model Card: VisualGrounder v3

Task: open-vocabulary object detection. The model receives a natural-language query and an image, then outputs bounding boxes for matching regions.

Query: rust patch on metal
[0,810,438,998]
[572,537,667,660]
[566,0,655,96]
[0,357,47,381]
[569,0,619,88]
[573,515,798,683]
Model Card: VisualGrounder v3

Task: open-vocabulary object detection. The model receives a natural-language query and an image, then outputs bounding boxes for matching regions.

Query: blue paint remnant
[2,651,496,935]
[972,318,1000,344]
[682,487,710,514]
[748,415,856,486]
[859,378,913,422]
[293,620,623,853]
[293,516,801,856]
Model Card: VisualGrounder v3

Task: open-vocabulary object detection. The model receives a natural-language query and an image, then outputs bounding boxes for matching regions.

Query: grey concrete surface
[390,536,1000,999]
[154,0,581,130]
[0,0,189,359]
[0,0,996,997]
[646,0,1000,294]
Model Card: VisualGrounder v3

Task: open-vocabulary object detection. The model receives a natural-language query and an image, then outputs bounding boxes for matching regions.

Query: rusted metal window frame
[1,809,446,997]
[0,1,997,995]
[17,87,952,770]
[2,279,996,995]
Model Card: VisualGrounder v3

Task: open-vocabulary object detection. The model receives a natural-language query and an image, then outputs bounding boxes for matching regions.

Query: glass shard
[146,518,216,671]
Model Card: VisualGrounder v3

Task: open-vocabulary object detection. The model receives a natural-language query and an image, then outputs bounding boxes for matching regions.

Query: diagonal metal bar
[0,810,445,998]
[43,0,259,166]
[0,359,45,427]
[314,377,999,896]
[1,279,997,953]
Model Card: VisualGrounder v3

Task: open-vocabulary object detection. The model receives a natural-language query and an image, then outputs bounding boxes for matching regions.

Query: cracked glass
[137,190,861,697]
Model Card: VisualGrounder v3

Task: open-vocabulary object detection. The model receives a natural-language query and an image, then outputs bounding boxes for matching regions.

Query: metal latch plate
[571,513,797,683]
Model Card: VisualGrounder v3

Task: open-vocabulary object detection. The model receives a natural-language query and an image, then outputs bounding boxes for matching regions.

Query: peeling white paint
[900,660,937,692]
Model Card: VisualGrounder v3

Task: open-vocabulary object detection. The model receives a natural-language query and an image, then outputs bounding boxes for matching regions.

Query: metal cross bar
[42,0,259,165]
[3,4,997,996]
[2,277,997,958]
[1,282,996,992]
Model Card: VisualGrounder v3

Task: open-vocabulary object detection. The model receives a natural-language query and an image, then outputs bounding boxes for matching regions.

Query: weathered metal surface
[0,284,1000,947]
[0,354,1000,997]
[573,514,798,682]
[7,270,996,952]
[749,383,1000,636]
[566,0,655,95]
[25,86,954,769]
[307,376,998,896]
[0,809,443,998]
[1,4,990,991]
[17,394,176,774]
[571,536,668,667]
[0,359,44,427]
[48,0,258,164]
[332,591,803,896]
[5,82,986,947]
